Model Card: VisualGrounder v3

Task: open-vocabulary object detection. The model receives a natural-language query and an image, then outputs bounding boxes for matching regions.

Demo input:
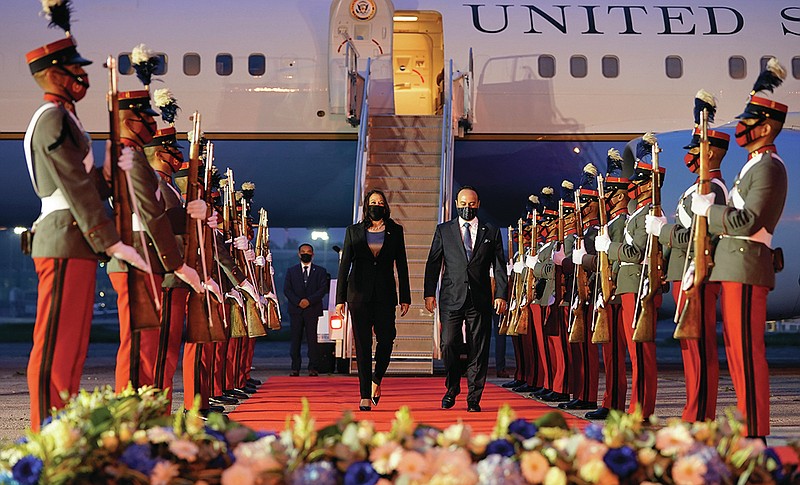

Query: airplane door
[393,11,444,116]
[329,0,395,116]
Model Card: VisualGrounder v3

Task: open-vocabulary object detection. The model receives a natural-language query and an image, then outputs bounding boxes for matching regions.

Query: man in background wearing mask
[424,186,508,412]
[284,244,330,376]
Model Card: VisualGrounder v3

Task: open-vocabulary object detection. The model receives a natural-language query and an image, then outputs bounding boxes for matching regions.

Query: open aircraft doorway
[392,11,443,116]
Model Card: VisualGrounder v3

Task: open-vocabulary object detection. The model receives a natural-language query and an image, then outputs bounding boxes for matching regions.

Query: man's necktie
[463,222,473,260]
[303,266,309,285]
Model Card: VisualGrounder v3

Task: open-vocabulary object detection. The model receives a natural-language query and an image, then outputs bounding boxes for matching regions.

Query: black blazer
[336,219,411,306]
[423,218,508,314]
[284,263,330,317]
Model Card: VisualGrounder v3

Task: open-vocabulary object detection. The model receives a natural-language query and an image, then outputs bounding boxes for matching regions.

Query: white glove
[513,261,525,274]
[186,199,207,220]
[174,263,203,293]
[203,278,223,302]
[255,255,266,266]
[207,211,219,230]
[118,147,135,172]
[238,279,259,302]
[506,263,513,275]
[572,245,587,265]
[552,246,566,266]
[264,291,278,303]
[225,289,244,308]
[691,192,715,217]
[525,254,537,269]
[244,249,256,262]
[234,235,250,251]
[266,252,273,263]
[106,241,151,273]
[595,232,611,253]
[645,214,667,236]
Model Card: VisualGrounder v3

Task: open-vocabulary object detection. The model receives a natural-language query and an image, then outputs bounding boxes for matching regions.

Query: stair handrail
[453,47,474,135]
[352,57,372,225]
[342,33,362,127]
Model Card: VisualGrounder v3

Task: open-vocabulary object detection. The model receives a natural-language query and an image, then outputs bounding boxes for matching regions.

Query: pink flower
[520,451,549,484]
[369,441,402,475]
[168,439,199,462]
[221,463,256,485]
[575,439,608,468]
[655,426,694,456]
[149,460,180,485]
[395,450,428,482]
[671,455,707,485]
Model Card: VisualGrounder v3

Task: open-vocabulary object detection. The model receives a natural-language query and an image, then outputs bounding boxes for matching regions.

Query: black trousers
[349,302,397,399]
[289,310,320,372]
[441,294,491,404]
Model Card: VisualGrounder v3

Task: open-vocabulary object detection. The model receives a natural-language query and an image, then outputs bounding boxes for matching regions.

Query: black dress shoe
[532,387,551,398]
[585,407,610,420]
[467,402,481,412]
[210,395,238,405]
[289,370,300,377]
[558,399,597,410]
[501,379,524,388]
[441,393,456,409]
[308,370,319,377]
[359,398,372,411]
[224,389,249,400]
[512,384,538,393]
[542,391,571,402]
[208,404,225,413]
[247,378,262,386]
[238,386,258,394]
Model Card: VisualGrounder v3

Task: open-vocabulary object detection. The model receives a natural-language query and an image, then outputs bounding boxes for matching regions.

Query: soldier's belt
[33,188,70,230]
[722,227,773,249]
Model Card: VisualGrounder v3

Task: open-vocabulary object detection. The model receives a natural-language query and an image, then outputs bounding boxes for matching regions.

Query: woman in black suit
[336,189,411,411]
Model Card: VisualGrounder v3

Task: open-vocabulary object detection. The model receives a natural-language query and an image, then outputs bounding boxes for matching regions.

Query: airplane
[0,0,798,323]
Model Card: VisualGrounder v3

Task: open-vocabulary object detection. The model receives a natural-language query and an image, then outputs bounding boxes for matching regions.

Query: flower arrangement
[1,388,798,485]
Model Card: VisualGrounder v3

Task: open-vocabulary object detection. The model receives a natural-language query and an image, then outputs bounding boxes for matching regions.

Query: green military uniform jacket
[607,204,650,295]
[708,151,787,288]
[659,176,727,282]
[107,149,183,274]
[27,103,119,258]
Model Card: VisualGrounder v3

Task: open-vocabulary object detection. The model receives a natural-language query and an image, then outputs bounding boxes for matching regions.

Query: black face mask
[367,205,385,221]
[457,206,477,221]
[299,253,312,263]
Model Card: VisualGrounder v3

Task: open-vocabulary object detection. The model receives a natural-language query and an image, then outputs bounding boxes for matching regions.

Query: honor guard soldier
[691,58,788,440]
[564,163,602,411]
[24,1,147,430]
[109,91,204,394]
[596,134,665,420]
[646,90,729,423]
[580,150,630,420]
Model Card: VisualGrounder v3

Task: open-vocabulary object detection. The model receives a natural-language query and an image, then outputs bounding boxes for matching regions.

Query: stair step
[392,205,440,220]
[370,139,442,153]
[367,164,441,178]
[369,115,442,128]
[368,126,443,141]
[364,177,439,193]
[368,153,441,165]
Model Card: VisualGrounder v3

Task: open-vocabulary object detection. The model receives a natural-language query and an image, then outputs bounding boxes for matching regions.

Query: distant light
[13,227,26,235]
[311,230,329,241]
[573,147,581,154]
[394,15,418,21]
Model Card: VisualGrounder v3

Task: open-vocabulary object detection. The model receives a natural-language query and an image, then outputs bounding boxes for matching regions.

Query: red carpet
[229,377,587,433]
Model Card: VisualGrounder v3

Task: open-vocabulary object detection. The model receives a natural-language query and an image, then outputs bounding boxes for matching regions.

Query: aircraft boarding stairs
[349,113,443,375]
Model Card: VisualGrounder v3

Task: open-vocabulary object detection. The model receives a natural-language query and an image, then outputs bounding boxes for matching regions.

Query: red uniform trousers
[110,272,163,393]
[153,287,189,404]
[511,335,524,382]
[226,336,246,390]
[28,258,96,431]
[600,303,628,411]
[182,342,212,410]
[212,339,230,396]
[672,281,720,422]
[244,336,256,383]
[531,304,551,389]
[620,293,658,418]
[720,282,770,437]
[570,305,599,402]
[546,305,571,394]
[518,310,537,387]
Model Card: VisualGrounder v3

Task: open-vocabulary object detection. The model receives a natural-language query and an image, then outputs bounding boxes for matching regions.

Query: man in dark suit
[284,244,330,376]
[424,186,508,412]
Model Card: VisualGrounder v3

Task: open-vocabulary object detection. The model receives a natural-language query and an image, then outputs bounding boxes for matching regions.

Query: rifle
[240,194,269,333]
[184,113,225,342]
[498,225,515,335]
[632,141,664,342]
[220,174,248,339]
[543,201,566,336]
[592,175,613,344]
[568,189,589,343]
[512,218,531,335]
[521,211,538,331]
[256,208,282,330]
[106,56,160,329]
[674,108,712,339]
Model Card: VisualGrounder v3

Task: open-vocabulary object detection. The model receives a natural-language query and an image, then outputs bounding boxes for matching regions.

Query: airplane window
[538,55,555,79]
[665,56,682,79]
[570,56,587,78]
[118,54,133,75]
[760,56,775,72]
[216,54,233,76]
[794,57,800,79]
[602,56,619,78]
[184,53,201,76]
[249,54,266,77]
[153,54,168,76]
[728,56,746,79]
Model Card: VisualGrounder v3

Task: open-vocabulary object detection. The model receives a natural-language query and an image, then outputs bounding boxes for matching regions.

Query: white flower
[440,422,471,447]
[169,439,199,462]
[543,466,567,485]
[655,425,694,456]
[132,43,155,65]
[146,427,176,444]
[370,441,403,475]
[150,460,180,485]
[341,423,361,451]
[153,88,175,108]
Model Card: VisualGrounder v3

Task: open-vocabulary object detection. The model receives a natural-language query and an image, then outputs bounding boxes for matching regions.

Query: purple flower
[11,456,43,485]
[486,439,516,457]
[291,461,339,485]
[344,461,379,485]
[119,444,156,475]
[508,419,538,440]
[204,426,227,444]
[584,423,604,442]
[603,446,638,478]
[764,448,786,483]
[692,445,730,485]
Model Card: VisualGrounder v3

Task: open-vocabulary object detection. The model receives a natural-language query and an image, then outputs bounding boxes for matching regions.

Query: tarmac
[1,320,799,446]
